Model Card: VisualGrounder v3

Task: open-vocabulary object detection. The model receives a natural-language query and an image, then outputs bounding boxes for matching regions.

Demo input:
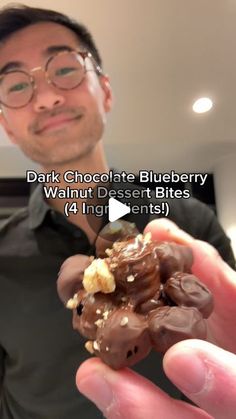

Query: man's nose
[33,83,65,112]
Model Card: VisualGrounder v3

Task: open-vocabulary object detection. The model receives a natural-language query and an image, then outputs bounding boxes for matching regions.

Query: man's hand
[76,219,236,419]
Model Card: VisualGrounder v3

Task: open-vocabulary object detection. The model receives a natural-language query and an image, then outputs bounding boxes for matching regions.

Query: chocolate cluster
[57,220,213,369]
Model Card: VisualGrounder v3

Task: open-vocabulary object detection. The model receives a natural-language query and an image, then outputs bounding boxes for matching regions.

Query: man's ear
[99,75,113,112]
[0,109,17,144]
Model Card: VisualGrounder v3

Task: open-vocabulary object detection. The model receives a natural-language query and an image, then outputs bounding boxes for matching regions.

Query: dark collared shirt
[0,184,234,418]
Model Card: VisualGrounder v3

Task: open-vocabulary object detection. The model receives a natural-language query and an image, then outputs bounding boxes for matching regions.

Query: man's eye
[55,67,78,76]
[8,82,29,93]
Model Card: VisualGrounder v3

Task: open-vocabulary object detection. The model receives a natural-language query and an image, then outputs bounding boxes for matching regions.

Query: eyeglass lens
[0,51,86,108]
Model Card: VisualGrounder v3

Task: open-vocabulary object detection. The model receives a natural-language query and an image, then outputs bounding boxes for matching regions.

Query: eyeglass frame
[0,50,103,109]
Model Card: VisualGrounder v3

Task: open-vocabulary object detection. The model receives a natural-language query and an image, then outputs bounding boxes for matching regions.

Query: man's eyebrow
[0,61,22,75]
[44,45,76,56]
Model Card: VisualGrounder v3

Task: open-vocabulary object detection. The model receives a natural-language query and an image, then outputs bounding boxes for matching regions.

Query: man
[0,4,234,419]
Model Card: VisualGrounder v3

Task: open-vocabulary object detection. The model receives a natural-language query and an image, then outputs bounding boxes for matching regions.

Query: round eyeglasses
[0,50,102,109]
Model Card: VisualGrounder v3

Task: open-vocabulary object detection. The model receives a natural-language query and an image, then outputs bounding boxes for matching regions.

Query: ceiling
[0,0,236,176]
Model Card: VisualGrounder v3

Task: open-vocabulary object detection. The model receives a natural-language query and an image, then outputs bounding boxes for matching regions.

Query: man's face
[0,22,112,167]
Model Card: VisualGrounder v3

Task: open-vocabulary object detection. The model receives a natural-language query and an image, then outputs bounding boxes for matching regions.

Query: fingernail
[164,350,207,394]
[78,370,114,413]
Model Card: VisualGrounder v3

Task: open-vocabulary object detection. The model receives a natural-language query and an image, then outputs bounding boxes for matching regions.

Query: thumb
[76,358,211,419]
[163,339,236,419]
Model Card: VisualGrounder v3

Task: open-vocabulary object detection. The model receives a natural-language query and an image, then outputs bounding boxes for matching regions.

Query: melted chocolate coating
[72,291,117,340]
[107,236,161,307]
[57,255,91,304]
[148,306,207,352]
[137,289,164,314]
[154,242,193,282]
[94,308,151,369]
[164,272,214,318]
[95,220,139,258]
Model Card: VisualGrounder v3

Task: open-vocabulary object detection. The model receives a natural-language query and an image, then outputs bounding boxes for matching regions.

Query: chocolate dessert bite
[57,221,214,369]
[148,306,207,352]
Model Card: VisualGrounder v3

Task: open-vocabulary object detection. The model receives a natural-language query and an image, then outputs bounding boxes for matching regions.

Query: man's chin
[38,142,100,168]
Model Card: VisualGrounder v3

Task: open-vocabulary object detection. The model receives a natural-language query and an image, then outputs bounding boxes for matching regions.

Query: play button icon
[108,197,131,222]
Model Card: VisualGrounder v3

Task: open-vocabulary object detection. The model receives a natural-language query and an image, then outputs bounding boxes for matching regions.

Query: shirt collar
[28,184,51,229]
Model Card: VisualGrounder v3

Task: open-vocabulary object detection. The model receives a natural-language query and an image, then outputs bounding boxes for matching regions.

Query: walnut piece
[66,293,79,310]
[85,341,95,354]
[83,259,116,294]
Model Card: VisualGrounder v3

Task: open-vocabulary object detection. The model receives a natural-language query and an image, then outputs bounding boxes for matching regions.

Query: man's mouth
[31,109,84,135]
[35,115,82,134]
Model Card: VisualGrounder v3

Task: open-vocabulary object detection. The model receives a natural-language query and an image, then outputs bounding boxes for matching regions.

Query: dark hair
[0,3,102,67]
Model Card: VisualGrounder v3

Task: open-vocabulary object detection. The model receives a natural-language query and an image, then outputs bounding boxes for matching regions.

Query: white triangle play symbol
[108,198,131,222]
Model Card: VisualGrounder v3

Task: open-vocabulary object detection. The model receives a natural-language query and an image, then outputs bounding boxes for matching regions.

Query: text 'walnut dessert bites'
[57,220,213,369]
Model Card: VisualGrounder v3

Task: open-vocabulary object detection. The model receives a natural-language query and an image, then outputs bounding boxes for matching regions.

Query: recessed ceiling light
[192,97,213,113]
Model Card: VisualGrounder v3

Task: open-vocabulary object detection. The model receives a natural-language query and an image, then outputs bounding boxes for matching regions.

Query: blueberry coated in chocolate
[57,223,214,370]
[94,308,151,369]
[57,254,91,304]
[164,272,214,318]
[148,306,207,352]
[95,220,139,258]
[72,291,117,340]
[154,242,193,282]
